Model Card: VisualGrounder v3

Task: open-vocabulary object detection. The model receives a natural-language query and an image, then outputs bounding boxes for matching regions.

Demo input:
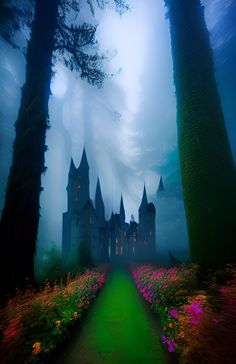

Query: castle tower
[109,212,116,259]
[139,185,148,213]
[95,178,109,261]
[66,148,90,213]
[138,185,156,259]
[119,195,128,256]
[157,176,165,194]
[62,148,90,257]
[95,178,105,222]
[119,195,125,225]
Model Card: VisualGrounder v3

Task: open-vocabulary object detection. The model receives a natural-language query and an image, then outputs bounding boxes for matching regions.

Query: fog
[0,0,235,258]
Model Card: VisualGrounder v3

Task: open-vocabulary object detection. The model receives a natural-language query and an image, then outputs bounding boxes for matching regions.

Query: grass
[52,265,168,364]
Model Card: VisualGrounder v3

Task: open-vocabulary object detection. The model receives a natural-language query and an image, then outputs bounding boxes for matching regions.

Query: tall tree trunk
[0,0,59,297]
[165,0,236,269]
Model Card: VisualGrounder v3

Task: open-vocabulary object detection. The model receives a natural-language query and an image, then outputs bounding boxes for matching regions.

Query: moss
[165,0,236,269]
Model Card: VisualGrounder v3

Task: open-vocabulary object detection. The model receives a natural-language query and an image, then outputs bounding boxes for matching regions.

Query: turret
[139,185,148,214]
[69,158,76,175]
[66,148,90,212]
[78,148,89,173]
[119,195,125,224]
[95,178,105,222]
[157,176,164,193]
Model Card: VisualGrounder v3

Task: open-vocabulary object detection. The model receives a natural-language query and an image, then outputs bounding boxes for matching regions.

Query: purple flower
[162,335,167,343]
[169,309,179,318]
[168,343,175,353]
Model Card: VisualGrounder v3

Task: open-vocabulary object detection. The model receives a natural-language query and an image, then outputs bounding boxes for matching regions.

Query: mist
[0,0,235,259]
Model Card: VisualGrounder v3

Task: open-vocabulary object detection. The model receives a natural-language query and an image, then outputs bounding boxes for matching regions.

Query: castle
[62,149,156,262]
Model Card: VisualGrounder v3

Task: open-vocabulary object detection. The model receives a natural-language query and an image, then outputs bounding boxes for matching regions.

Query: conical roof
[139,185,148,212]
[109,212,115,227]
[95,178,105,220]
[78,148,89,171]
[157,176,164,193]
[120,195,125,222]
[69,158,77,174]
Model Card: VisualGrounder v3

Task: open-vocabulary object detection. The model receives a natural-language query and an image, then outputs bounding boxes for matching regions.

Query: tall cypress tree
[164,0,236,269]
[0,0,128,298]
[0,0,59,297]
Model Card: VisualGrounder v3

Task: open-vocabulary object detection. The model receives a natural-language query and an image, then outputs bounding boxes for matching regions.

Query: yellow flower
[55,320,62,328]
[32,342,42,355]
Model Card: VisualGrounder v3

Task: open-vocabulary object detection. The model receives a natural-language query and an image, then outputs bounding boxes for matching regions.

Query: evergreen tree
[164,0,236,269]
[0,0,32,47]
[0,0,128,298]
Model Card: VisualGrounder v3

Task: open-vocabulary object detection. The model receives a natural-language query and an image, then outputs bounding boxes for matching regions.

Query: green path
[54,266,169,364]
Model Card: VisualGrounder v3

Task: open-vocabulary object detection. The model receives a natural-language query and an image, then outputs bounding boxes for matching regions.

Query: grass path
[52,266,173,364]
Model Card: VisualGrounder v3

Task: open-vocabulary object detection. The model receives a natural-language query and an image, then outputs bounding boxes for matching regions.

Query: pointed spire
[139,185,148,212]
[120,195,125,222]
[95,178,102,199]
[78,147,89,171]
[110,211,115,226]
[95,178,105,221]
[157,176,164,193]
[69,158,76,174]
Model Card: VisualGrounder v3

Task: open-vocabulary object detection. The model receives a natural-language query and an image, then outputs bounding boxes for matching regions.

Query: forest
[0,0,236,363]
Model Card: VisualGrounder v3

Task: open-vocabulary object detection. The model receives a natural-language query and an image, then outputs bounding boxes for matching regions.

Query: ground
[51,266,176,364]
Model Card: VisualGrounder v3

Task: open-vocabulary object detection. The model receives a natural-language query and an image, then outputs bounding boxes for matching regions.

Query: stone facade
[62,149,157,262]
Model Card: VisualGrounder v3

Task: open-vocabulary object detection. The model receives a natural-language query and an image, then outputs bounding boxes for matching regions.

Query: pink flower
[219,286,226,294]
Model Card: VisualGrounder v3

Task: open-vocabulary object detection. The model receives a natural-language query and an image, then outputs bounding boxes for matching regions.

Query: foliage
[86,0,130,16]
[131,263,236,363]
[0,0,129,299]
[34,245,83,283]
[164,0,236,269]
[0,0,33,47]
[55,11,106,87]
[0,268,106,363]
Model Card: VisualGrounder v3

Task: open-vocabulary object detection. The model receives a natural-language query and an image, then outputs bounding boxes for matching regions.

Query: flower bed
[131,263,236,364]
[0,268,106,363]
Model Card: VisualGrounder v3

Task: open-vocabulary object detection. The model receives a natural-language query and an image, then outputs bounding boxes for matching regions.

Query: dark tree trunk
[165,0,236,269]
[0,0,59,298]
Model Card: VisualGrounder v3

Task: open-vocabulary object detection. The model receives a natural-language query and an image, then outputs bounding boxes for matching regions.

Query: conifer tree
[0,0,128,297]
[164,0,236,269]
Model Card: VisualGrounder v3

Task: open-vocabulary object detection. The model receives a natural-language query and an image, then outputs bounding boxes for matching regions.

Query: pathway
[52,266,174,364]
